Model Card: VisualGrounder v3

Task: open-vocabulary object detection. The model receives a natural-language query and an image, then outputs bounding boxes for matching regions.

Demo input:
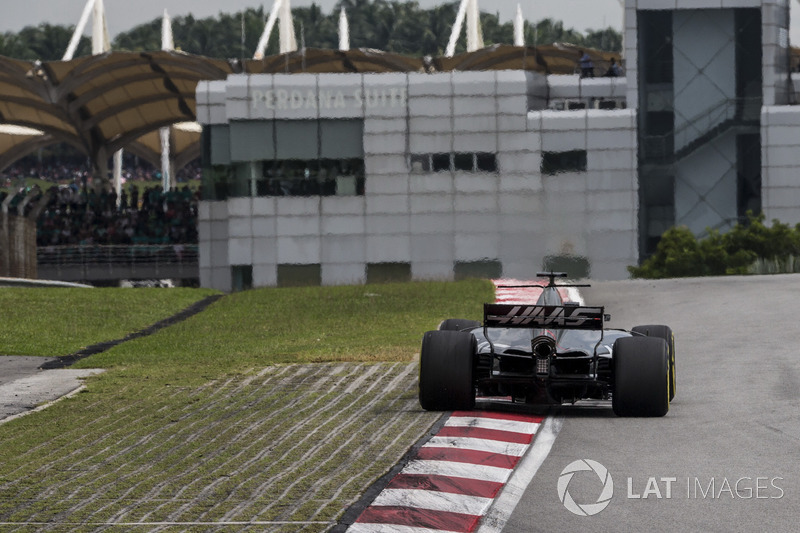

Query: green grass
[75,279,493,380]
[0,279,494,527]
[0,287,218,356]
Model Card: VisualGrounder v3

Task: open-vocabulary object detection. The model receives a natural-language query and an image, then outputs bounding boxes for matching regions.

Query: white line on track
[477,415,564,533]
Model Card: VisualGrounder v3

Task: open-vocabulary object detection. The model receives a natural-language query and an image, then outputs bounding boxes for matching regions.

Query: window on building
[366,262,412,284]
[454,260,503,280]
[476,153,497,172]
[231,265,253,292]
[453,152,473,171]
[409,152,498,173]
[541,150,588,175]
[542,255,590,279]
[409,154,431,173]
[202,119,364,200]
[432,153,451,172]
[277,264,322,287]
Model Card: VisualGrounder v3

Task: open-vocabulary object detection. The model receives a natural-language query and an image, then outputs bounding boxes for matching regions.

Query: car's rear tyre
[633,325,676,401]
[419,330,476,411]
[439,318,481,332]
[612,336,670,417]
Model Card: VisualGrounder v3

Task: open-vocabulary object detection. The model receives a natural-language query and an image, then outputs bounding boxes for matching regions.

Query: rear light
[536,356,549,375]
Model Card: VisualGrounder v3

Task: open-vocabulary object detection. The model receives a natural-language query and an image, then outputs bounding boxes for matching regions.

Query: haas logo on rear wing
[484,304,605,330]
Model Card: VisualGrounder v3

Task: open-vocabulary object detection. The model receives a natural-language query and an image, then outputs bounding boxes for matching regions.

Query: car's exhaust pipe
[532,335,556,358]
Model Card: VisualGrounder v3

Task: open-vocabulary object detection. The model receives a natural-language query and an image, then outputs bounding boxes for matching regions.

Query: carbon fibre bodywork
[465,273,634,405]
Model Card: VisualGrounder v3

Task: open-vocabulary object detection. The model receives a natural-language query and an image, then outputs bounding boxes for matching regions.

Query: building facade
[197,0,797,291]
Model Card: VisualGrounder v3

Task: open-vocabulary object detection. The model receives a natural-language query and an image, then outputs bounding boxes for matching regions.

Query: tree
[0,2,623,60]
[1,24,90,60]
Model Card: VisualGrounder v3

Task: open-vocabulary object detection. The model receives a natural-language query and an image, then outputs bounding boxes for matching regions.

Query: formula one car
[418,272,676,417]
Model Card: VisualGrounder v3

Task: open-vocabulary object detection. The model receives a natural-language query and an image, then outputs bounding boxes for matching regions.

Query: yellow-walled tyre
[612,336,670,417]
[633,325,676,402]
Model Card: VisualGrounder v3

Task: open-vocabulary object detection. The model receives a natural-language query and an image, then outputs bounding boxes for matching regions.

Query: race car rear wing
[484,304,605,330]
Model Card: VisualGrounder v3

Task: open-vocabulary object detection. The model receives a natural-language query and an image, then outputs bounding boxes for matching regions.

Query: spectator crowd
[36,184,199,247]
[1,156,201,248]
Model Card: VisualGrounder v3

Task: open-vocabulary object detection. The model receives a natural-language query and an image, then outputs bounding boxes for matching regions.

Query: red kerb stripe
[416,446,520,469]
[436,425,533,444]
[386,473,505,498]
[357,505,481,532]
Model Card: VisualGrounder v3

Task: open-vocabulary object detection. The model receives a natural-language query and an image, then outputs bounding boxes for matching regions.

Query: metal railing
[37,244,198,266]
[642,97,761,162]
[36,244,199,282]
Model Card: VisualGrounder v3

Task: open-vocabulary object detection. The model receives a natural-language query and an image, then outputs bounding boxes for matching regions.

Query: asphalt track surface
[501,275,800,532]
[0,357,102,422]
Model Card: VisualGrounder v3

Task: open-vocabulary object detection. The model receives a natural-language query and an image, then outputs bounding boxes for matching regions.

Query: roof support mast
[65,0,120,195]
[445,0,483,57]
[160,9,175,193]
[253,0,298,60]
[513,4,524,47]
[339,8,350,51]
[63,0,95,61]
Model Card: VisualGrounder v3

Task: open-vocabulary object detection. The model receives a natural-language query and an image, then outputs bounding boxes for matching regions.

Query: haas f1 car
[419,273,676,417]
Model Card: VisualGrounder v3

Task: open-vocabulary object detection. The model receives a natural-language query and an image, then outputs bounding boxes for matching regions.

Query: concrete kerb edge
[329,407,451,532]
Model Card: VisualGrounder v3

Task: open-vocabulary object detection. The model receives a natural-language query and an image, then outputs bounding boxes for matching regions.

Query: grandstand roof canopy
[0,50,233,172]
[0,45,625,175]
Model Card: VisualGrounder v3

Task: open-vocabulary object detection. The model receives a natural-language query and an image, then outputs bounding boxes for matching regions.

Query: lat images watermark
[558,460,785,516]
[557,459,614,516]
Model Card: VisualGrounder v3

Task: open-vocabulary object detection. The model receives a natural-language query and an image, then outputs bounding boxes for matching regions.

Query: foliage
[0,24,90,60]
[629,213,800,279]
[1,2,622,61]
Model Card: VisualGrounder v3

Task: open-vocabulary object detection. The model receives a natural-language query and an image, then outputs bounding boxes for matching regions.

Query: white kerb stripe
[402,460,513,484]
[445,416,540,435]
[423,436,529,457]
[371,488,494,516]
[348,524,449,533]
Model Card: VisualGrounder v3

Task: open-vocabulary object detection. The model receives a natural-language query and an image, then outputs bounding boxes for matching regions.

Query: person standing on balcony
[605,57,623,77]
[579,50,594,78]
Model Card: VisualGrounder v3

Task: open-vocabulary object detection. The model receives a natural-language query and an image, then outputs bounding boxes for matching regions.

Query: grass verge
[73,279,494,380]
[0,279,494,530]
[0,287,219,356]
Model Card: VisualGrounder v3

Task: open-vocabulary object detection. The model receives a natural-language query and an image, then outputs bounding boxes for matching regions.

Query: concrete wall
[197,71,639,289]
[761,105,800,225]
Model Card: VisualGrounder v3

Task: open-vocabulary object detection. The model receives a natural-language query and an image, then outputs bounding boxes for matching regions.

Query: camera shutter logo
[557,459,614,516]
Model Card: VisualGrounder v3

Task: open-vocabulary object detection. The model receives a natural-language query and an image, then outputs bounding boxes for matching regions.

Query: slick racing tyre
[419,330,476,411]
[438,318,481,332]
[633,325,676,402]
[612,336,670,417]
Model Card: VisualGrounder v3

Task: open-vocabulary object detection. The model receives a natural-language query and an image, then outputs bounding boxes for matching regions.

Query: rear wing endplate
[484,304,605,330]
